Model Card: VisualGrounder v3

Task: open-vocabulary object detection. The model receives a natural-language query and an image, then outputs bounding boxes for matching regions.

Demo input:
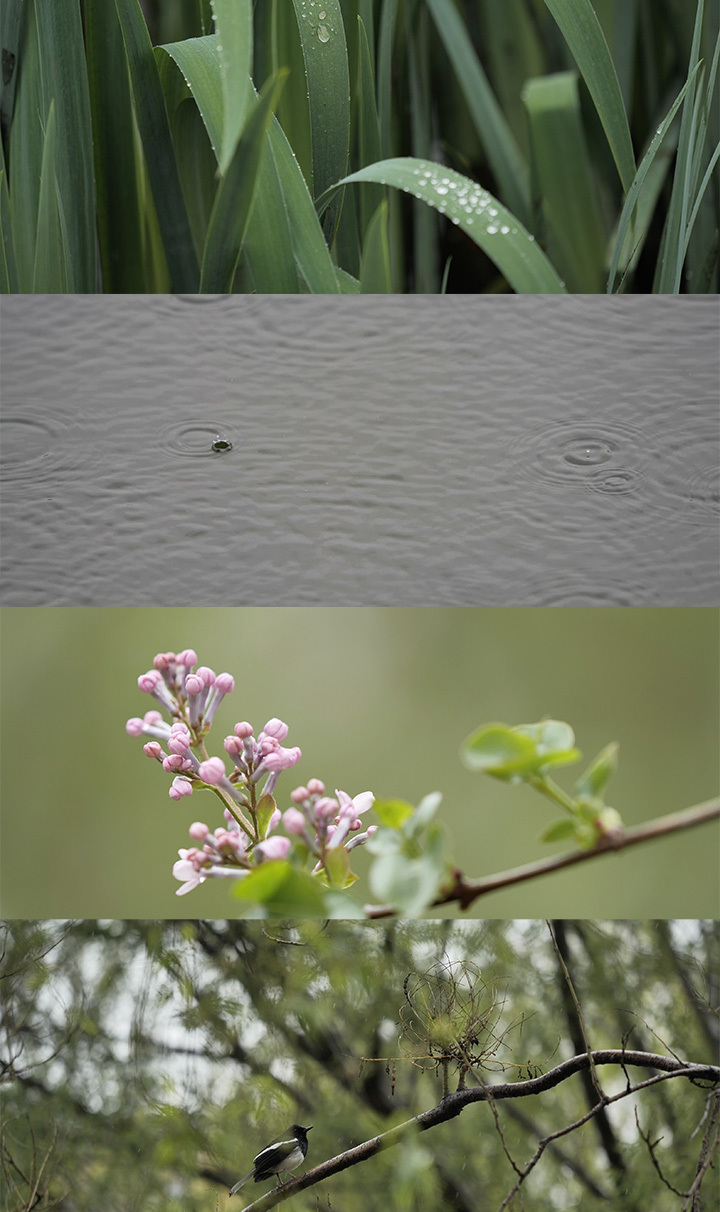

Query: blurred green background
[0,607,717,917]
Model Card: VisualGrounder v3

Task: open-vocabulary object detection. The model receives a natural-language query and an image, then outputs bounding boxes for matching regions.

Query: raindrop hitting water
[161,420,236,459]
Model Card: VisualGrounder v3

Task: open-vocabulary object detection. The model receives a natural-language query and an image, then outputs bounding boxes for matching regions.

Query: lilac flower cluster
[126,649,376,896]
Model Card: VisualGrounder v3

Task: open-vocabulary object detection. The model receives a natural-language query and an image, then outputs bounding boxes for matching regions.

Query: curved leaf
[325,157,566,293]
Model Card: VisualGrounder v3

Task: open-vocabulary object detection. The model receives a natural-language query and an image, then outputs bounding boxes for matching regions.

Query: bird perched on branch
[229,1125,313,1195]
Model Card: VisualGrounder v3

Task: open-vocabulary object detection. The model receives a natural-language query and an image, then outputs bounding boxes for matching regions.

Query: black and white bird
[229,1124,312,1196]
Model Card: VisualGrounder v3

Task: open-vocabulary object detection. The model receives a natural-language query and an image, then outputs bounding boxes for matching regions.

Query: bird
[229,1124,312,1195]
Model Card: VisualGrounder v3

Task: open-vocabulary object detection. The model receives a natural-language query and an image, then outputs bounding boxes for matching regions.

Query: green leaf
[373,799,416,829]
[210,0,252,173]
[266,112,340,292]
[0,163,17,292]
[233,861,364,918]
[290,0,350,209]
[323,845,358,888]
[85,0,148,291]
[355,15,384,240]
[460,724,538,779]
[461,721,580,780]
[359,199,392,291]
[199,69,287,292]
[607,70,697,293]
[115,0,199,291]
[368,824,447,916]
[573,742,619,800]
[656,0,708,292]
[233,861,328,914]
[32,101,68,292]
[425,0,530,225]
[538,818,581,844]
[255,793,277,839]
[407,792,443,834]
[515,720,577,759]
[157,35,224,159]
[542,0,636,194]
[322,157,566,293]
[522,71,606,292]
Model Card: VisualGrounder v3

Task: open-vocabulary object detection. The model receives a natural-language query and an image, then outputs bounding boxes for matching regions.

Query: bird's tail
[229,1170,254,1196]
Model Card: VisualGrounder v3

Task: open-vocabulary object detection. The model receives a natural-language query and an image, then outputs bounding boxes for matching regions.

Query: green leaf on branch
[373,799,416,829]
[573,742,618,801]
[255,793,277,838]
[232,861,364,918]
[322,845,359,889]
[368,825,447,916]
[366,794,448,915]
[460,720,580,782]
[538,818,581,844]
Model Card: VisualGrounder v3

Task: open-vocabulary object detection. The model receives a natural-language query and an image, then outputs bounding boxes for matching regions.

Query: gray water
[0,295,717,605]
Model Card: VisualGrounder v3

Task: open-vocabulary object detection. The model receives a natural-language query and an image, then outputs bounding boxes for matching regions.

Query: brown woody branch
[365,797,720,918]
[231,1050,719,1210]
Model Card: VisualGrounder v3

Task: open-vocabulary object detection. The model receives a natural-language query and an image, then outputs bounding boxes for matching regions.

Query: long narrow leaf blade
[200,70,287,292]
[426,0,530,226]
[542,0,636,194]
[211,0,252,173]
[115,0,199,291]
[32,102,68,291]
[289,0,350,207]
[326,157,566,293]
[607,69,699,293]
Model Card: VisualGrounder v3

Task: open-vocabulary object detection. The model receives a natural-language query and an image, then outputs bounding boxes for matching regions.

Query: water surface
[1,295,717,604]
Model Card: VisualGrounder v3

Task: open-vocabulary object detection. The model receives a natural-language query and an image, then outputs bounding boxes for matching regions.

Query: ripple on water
[508,419,651,488]
[519,572,656,606]
[651,433,719,525]
[0,406,85,489]
[161,420,236,459]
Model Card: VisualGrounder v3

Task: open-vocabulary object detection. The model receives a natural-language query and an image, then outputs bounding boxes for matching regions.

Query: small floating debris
[211,436,233,453]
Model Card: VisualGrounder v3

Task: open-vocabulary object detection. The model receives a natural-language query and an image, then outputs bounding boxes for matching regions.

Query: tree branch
[365,798,720,918]
[230,1051,720,1210]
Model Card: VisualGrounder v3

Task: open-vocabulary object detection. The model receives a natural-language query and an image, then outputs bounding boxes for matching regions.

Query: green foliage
[461,719,626,852]
[367,792,449,915]
[1,920,717,1211]
[2,0,716,292]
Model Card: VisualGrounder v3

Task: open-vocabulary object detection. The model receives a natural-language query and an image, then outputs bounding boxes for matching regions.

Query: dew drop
[317,23,330,41]
[486,223,499,234]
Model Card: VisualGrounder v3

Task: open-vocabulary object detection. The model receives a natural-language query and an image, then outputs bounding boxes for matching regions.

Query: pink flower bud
[224,735,244,758]
[195,665,216,686]
[185,674,204,695]
[234,722,254,739]
[263,745,302,772]
[262,718,289,741]
[198,756,226,784]
[307,778,325,795]
[283,808,307,835]
[216,672,235,692]
[138,671,162,692]
[169,777,193,800]
[143,741,163,758]
[177,649,198,667]
[291,786,310,803]
[126,717,144,736]
[189,821,209,841]
[257,836,291,861]
[315,797,339,820]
